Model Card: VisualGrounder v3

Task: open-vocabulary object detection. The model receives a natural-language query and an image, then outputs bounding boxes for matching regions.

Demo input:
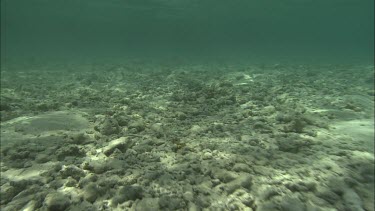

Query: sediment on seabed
[1,63,374,211]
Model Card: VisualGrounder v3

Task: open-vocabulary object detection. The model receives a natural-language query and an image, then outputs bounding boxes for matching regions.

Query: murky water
[1,0,374,65]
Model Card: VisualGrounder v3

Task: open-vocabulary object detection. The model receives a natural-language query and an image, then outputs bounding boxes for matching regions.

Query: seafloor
[0,62,374,211]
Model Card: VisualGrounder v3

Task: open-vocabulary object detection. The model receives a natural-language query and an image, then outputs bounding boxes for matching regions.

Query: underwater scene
[1,0,374,210]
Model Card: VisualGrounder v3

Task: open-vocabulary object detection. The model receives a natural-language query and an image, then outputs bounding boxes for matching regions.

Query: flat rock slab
[331,119,375,152]
[1,110,90,145]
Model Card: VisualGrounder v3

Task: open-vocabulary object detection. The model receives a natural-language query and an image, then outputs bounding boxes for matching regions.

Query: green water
[1,0,374,65]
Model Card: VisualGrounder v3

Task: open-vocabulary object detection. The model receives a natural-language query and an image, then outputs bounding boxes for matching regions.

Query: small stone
[44,192,70,211]
[183,191,194,201]
[68,132,91,145]
[188,202,200,211]
[202,152,212,160]
[263,105,275,114]
[112,185,143,205]
[159,196,185,210]
[56,145,85,161]
[64,177,77,187]
[83,183,100,203]
[103,137,134,156]
[128,120,146,133]
[226,174,252,193]
[78,174,98,188]
[259,187,280,200]
[151,123,164,134]
[96,117,120,135]
[280,195,305,211]
[135,198,159,211]
[214,170,237,183]
[35,154,50,163]
[190,125,205,134]
[232,163,251,173]
[285,180,316,192]
[60,165,85,180]
[115,114,129,126]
